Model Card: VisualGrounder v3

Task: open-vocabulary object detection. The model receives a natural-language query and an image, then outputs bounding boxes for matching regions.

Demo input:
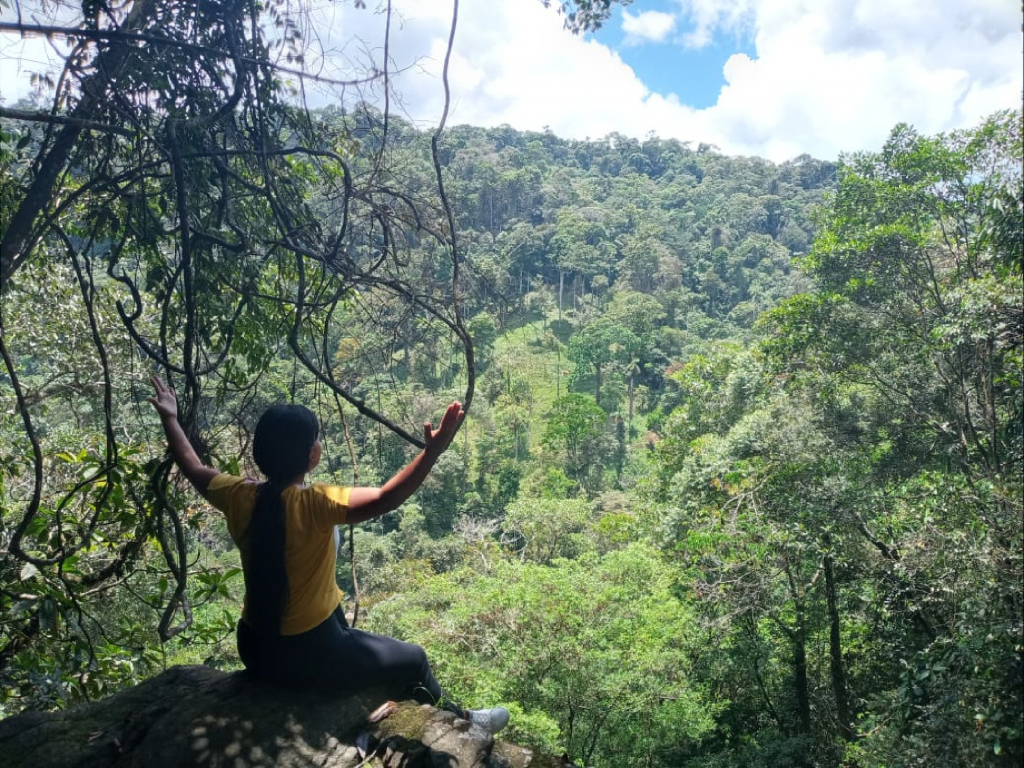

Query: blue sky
[3,0,1021,161]
[590,1,758,109]
[375,0,1021,160]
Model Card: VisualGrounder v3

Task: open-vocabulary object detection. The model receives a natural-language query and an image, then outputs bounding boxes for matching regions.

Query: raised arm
[346,401,465,525]
[148,376,220,495]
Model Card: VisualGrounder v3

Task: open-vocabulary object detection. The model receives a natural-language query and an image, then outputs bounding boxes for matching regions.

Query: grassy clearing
[489,314,572,445]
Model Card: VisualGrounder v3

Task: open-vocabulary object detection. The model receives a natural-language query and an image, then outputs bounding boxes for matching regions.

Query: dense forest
[1,2,1021,766]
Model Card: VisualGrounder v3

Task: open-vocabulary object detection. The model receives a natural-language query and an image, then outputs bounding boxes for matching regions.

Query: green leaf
[20,562,40,581]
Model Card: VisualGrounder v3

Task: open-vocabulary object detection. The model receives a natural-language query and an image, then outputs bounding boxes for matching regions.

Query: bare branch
[0,105,134,136]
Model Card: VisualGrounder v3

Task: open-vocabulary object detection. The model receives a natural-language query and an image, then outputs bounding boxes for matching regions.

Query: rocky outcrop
[0,665,560,767]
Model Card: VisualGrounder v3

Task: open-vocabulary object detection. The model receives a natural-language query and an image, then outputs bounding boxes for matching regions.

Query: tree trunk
[558,270,564,320]
[792,617,811,735]
[780,557,812,736]
[628,371,635,434]
[0,0,160,292]
[824,547,855,741]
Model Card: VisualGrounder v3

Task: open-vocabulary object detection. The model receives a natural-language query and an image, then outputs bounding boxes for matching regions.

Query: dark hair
[246,404,319,635]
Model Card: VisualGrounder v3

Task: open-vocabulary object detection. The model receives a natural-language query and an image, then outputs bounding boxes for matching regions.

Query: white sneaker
[466,706,510,734]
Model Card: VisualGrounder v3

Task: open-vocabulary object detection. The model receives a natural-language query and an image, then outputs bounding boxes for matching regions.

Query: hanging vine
[0,0,473,685]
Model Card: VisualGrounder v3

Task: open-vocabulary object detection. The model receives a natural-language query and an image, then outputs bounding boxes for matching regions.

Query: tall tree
[0,0,473,706]
[761,110,1023,765]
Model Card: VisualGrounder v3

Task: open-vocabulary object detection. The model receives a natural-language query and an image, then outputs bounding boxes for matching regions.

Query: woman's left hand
[147,376,179,420]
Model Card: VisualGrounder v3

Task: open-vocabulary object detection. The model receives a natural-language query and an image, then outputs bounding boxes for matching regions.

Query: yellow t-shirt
[205,473,351,635]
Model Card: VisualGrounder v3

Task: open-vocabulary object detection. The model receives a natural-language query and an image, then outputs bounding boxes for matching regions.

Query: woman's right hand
[423,400,465,456]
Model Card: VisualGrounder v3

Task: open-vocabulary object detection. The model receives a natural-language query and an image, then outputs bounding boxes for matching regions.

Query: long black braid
[247,404,320,634]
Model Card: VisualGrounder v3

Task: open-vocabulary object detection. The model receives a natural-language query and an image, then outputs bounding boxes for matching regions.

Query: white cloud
[0,2,83,103]
[3,0,1021,162]
[673,0,757,49]
[621,10,677,46]
[690,0,1023,158]
[295,0,1021,161]
[295,0,690,142]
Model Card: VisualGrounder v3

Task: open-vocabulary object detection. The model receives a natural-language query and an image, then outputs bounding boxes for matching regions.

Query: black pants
[236,606,444,705]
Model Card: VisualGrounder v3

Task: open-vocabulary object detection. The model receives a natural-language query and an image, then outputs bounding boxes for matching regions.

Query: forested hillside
[1,3,1020,765]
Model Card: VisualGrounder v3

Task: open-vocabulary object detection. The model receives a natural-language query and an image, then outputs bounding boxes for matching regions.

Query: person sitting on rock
[148,376,509,734]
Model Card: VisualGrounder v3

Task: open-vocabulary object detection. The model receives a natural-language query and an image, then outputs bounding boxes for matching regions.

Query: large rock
[0,665,560,767]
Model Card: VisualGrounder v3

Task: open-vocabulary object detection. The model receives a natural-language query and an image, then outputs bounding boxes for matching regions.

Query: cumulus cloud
[673,0,757,49]
[294,0,680,141]
[297,0,1020,161]
[690,0,1022,158]
[2,0,1020,162]
[621,10,677,46]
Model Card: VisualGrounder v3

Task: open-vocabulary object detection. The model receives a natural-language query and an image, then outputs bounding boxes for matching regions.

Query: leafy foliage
[2,13,1019,762]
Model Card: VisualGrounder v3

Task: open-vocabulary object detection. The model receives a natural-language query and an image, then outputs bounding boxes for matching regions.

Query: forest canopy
[1,2,1021,766]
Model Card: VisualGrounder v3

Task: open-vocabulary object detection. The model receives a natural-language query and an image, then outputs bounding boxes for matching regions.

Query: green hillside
[2,17,1020,763]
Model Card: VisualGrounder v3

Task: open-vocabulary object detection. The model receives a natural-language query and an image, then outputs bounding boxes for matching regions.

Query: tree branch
[0,105,134,136]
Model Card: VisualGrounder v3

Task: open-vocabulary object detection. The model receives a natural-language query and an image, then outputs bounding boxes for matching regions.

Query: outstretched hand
[146,375,218,494]
[423,401,465,456]
[147,375,178,420]
[347,400,467,524]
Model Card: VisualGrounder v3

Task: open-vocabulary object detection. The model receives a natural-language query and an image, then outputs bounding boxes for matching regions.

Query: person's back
[206,476,349,637]
[147,378,508,733]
